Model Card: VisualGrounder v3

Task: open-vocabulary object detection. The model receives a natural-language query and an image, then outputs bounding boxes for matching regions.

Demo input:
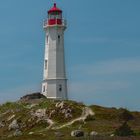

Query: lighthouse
[42,3,68,100]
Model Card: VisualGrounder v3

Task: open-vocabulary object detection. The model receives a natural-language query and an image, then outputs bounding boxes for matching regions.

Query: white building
[42,3,68,100]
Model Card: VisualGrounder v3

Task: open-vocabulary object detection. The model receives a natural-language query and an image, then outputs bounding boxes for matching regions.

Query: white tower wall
[42,23,67,100]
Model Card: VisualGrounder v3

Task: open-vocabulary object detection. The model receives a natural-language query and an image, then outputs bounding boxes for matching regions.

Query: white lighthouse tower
[42,3,68,100]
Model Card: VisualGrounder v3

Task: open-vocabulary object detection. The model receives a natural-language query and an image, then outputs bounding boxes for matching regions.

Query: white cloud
[71,36,140,48]
[72,57,140,76]
[68,57,140,108]
[69,81,130,95]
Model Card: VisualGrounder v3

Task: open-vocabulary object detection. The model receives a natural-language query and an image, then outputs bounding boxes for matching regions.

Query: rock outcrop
[9,119,19,130]
[71,130,84,137]
[20,92,46,102]
[0,97,139,140]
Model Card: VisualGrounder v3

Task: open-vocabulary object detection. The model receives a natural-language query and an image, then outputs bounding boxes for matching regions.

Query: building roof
[48,3,62,14]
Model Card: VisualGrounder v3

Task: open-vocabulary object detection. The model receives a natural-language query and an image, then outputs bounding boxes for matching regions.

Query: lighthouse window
[58,35,60,43]
[43,86,45,92]
[59,85,62,92]
[46,36,48,43]
[45,60,47,69]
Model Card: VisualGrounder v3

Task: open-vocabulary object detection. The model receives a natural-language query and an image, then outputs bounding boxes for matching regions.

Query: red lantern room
[47,3,63,25]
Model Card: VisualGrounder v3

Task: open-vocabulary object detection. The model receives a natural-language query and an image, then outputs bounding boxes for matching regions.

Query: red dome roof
[48,3,62,14]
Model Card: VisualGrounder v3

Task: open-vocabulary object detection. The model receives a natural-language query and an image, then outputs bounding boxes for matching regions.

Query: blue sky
[0,0,140,111]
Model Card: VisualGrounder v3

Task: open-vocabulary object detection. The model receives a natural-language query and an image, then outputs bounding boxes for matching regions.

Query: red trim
[48,19,62,25]
[48,3,62,14]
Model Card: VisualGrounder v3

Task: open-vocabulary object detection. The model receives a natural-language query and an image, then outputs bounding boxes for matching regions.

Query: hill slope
[0,95,140,140]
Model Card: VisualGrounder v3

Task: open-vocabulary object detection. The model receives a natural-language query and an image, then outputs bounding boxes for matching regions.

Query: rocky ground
[0,93,140,140]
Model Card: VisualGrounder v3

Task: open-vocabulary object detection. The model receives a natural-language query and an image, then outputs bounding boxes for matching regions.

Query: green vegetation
[36,99,55,109]
[90,105,119,120]
[118,108,134,122]
[0,99,140,140]
[88,105,140,135]
[0,102,26,113]
[114,122,135,136]
[85,114,95,121]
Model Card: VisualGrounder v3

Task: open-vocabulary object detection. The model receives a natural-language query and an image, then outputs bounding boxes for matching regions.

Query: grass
[0,102,26,114]
[89,105,140,135]
[90,105,119,120]
[0,100,140,140]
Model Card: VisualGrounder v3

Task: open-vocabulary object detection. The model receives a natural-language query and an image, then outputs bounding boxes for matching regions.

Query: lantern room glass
[48,12,62,20]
